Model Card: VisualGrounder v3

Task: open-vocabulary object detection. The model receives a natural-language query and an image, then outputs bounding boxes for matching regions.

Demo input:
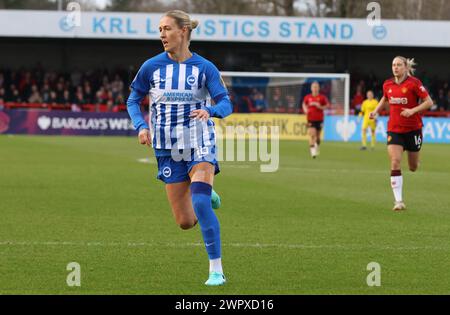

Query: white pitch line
[0,241,448,251]
[280,167,386,174]
[278,166,448,176]
[137,158,156,164]
[222,164,251,168]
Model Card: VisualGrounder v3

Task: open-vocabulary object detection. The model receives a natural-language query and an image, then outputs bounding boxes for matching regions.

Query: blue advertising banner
[324,115,450,144]
[0,10,449,47]
[0,109,139,136]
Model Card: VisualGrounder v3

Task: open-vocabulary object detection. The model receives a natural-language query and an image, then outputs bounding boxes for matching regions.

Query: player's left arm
[190,62,233,121]
[400,82,433,117]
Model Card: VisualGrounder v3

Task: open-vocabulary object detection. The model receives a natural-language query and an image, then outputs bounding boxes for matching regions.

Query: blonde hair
[394,56,417,76]
[164,10,199,40]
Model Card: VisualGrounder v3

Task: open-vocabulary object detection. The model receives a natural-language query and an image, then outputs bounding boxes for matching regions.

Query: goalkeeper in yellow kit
[358,90,378,150]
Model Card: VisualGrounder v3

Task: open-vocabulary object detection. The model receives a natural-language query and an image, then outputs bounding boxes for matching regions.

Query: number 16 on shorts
[414,134,422,147]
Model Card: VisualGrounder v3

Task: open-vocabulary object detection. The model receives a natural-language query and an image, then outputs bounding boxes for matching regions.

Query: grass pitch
[0,135,449,294]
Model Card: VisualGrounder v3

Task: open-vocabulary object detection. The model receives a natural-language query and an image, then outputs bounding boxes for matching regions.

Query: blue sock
[190,182,221,260]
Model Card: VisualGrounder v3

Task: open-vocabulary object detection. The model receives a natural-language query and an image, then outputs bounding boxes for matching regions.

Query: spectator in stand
[111,74,124,100]
[8,85,22,103]
[435,89,448,111]
[71,67,82,87]
[18,71,34,100]
[285,94,297,113]
[95,86,113,111]
[48,91,58,105]
[83,82,94,104]
[269,87,284,112]
[236,94,249,113]
[55,81,65,103]
[9,71,19,88]
[72,86,85,112]
[113,93,126,111]
[106,98,114,112]
[0,87,5,107]
[28,84,42,103]
[62,89,71,108]
[2,65,447,115]
[73,88,85,104]
[250,89,267,112]
[41,84,51,103]
[96,86,107,104]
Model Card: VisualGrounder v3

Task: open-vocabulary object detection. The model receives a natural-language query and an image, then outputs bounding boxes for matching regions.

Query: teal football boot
[211,189,221,209]
[205,272,226,286]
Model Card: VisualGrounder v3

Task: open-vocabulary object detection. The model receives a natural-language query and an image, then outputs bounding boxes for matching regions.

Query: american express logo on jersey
[162,91,194,102]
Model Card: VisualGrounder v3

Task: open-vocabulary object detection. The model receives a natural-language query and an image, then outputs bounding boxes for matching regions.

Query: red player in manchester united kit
[370,56,433,211]
[302,81,330,158]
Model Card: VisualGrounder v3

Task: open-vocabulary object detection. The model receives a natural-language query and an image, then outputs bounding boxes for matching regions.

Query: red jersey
[303,94,328,121]
[383,76,429,133]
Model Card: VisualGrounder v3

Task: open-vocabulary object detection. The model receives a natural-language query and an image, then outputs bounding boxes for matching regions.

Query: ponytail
[406,58,417,76]
[394,56,417,76]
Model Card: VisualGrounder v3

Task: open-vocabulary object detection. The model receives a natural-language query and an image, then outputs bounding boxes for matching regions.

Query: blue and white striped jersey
[129,52,229,151]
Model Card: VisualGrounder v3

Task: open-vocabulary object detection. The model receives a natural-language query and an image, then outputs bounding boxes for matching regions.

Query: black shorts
[387,129,423,152]
[307,120,323,131]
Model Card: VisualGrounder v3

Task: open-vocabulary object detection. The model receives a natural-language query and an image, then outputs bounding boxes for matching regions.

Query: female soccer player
[370,56,433,211]
[126,10,233,285]
[358,90,378,150]
[302,81,330,158]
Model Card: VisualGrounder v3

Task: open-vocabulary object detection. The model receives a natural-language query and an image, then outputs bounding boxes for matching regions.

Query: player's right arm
[127,60,153,146]
[369,96,388,119]
[302,99,308,114]
[370,81,389,119]
[359,101,365,118]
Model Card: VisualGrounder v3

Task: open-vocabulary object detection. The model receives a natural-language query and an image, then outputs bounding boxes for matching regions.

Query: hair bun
[190,20,199,30]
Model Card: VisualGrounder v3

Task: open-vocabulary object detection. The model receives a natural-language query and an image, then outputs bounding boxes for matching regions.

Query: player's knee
[409,164,419,172]
[391,159,401,169]
[178,219,196,230]
[179,223,192,230]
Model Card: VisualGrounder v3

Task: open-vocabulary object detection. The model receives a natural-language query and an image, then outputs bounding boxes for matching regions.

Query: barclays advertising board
[324,115,450,144]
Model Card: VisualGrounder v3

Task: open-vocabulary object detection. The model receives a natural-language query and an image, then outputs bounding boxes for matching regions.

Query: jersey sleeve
[126,89,149,131]
[127,59,154,131]
[320,95,329,105]
[382,82,388,99]
[130,59,154,95]
[205,62,228,99]
[204,61,233,118]
[360,101,366,113]
[303,95,309,106]
[413,79,429,99]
